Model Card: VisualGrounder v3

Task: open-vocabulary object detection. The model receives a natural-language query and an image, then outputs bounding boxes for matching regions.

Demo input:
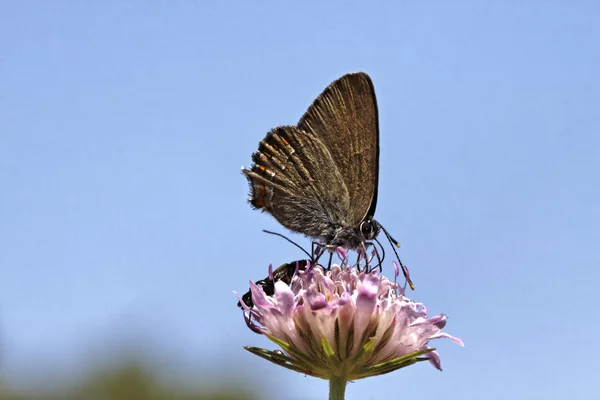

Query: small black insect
[237,260,309,309]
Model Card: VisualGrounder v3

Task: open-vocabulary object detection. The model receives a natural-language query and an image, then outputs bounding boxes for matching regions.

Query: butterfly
[243,73,413,288]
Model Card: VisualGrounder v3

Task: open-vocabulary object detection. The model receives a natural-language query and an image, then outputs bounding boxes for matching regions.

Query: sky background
[1,1,599,399]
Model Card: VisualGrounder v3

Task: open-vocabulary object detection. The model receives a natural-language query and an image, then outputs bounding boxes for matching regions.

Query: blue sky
[1,1,599,398]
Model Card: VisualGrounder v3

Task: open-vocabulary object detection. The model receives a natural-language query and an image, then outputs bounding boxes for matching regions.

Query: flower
[238,261,463,381]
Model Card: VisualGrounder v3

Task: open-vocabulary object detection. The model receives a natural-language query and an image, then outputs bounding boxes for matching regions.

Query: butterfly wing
[297,72,379,226]
[243,125,350,239]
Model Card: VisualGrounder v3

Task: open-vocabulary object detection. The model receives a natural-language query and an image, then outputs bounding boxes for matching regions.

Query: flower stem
[329,375,347,400]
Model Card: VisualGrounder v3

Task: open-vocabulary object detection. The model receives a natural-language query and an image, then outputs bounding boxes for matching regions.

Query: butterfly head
[327,218,380,249]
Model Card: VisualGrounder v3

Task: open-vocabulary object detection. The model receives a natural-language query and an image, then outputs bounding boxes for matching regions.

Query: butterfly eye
[360,220,375,238]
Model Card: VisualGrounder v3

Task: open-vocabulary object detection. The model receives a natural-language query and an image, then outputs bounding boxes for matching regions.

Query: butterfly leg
[358,241,374,272]
[311,241,324,265]
[364,241,383,273]
[355,241,383,273]
[355,253,361,270]
[311,241,334,268]
[327,252,334,270]
[355,249,370,271]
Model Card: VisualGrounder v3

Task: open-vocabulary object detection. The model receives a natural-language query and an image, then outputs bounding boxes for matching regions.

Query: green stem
[329,375,347,400]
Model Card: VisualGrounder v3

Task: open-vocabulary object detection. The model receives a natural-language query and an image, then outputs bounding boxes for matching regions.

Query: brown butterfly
[242,73,412,288]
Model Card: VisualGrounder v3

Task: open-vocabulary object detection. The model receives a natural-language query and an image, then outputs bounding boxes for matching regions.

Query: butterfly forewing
[297,72,379,225]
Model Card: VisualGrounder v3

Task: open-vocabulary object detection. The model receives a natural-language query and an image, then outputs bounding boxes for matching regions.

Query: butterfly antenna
[377,223,415,290]
[262,230,312,259]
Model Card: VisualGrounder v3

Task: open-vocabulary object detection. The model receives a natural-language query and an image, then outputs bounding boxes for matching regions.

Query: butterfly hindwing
[243,125,351,239]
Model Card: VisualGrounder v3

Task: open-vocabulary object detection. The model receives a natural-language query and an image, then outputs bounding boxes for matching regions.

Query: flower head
[238,261,463,380]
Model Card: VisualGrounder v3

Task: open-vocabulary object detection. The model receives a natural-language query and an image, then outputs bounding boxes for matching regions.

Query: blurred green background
[1,352,261,400]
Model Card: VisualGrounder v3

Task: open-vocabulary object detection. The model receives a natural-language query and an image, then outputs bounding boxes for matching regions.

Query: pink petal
[274,281,295,318]
[426,350,443,371]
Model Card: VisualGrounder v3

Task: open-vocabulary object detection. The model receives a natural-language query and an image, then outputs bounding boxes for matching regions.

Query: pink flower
[239,262,463,380]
